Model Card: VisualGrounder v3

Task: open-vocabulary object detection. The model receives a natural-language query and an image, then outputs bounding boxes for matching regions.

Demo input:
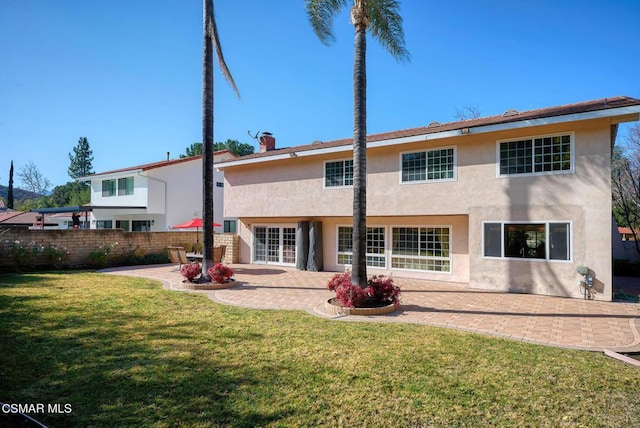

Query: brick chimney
[259,132,276,153]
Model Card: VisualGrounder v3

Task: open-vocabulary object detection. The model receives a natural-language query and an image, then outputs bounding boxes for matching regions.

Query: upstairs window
[401,147,456,183]
[118,177,134,196]
[325,159,353,188]
[102,179,116,197]
[499,134,572,176]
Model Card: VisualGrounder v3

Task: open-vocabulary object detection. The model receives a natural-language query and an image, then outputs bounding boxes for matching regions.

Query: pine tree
[8,160,14,209]
[68,137,95,179]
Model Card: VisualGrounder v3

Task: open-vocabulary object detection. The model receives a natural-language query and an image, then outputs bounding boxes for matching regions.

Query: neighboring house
[77,151,236,233]
[218,96,640,301]
[618,227,639,241]
[0,210,56,229]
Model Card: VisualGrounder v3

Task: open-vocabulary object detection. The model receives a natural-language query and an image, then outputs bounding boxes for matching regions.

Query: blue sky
[1,0,639,188]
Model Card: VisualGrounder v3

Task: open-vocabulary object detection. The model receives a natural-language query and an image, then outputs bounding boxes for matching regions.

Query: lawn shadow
[0,275,293,427]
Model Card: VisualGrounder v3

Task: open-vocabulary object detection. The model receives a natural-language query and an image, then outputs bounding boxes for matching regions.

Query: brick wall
[0,228,238,269]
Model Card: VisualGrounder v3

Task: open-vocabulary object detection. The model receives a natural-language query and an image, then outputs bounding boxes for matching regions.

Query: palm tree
[200,0,239,282]
[306,0,409,287]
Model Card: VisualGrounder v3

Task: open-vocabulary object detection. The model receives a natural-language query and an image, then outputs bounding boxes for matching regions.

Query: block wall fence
[0,228,239,269]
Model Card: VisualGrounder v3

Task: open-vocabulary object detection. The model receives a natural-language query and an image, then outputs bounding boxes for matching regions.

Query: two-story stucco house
[79,151,236,233]
[218,97,640,301]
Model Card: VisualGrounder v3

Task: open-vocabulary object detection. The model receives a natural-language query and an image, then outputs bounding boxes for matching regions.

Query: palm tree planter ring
[325,298,397,316]
[181,279,238,291]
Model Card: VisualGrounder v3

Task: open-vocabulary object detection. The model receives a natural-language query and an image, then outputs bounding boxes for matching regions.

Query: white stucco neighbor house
[218,97,640,301]
[77,150,236,233]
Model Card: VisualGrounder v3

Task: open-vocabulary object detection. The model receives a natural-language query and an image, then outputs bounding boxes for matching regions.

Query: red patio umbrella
[172,218,222,253]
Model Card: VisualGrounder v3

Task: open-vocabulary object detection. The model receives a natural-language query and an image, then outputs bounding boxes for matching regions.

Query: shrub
[327,272,401,308]
[180,263,201,281]
[88,243,118,267]
[365,275,402,307]
[6,240,70,270]
[207,263,234,284]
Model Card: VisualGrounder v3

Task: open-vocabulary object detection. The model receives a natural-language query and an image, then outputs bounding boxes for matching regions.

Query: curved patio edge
[98,264,640,353]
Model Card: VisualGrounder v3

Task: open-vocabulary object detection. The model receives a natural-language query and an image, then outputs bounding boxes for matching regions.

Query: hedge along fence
[0,228,239,271]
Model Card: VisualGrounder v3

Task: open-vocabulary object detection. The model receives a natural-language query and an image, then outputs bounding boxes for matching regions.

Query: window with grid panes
[499,134,572,176]
[337,226,386,268]
[402,148,455,182]
[391,226,451,272]
[325,159,353,187]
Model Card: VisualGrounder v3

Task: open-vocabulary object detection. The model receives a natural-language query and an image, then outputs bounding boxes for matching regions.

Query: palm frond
[305,0,349,45]
[367,0,410,61]
[209,2,240,98]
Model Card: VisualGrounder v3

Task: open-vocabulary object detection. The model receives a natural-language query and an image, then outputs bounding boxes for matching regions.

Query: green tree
[612,123,640,257]
[181,139,254,158]
[8,160,14,209]
[214,139,254,156]
[68,137,95,180]
[50,181,91,207]
[200,0,239,281]
[306,0,409,286]
[182,142,203,158]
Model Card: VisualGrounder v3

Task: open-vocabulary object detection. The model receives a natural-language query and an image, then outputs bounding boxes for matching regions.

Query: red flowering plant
[327,272,401,308]
[364,275,402,307]
[207,263,234,284]
[180,262,201,282]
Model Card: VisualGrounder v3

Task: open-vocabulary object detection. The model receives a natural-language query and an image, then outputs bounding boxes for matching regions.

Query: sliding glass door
[253,226,296,265]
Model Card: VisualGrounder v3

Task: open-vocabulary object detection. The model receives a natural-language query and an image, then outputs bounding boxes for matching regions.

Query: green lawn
[1,272,639,427]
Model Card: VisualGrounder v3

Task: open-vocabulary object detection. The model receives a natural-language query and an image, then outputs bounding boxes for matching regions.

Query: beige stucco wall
[222,117,617,300]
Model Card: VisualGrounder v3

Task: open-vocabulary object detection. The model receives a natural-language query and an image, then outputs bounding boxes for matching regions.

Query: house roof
[0,211,55,226]
[618,227,640,235]
[217,96,640,168]
[79,149,236,180]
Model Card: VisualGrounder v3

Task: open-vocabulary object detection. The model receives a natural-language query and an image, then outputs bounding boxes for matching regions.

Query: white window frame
[102,179,116,197]
[496,132,575,178]
[399,145,457,184]
[323,158,354,189]
[482,221,573,262]
[251,224,297,266]
[390,225,452,274]
[336,225,387,269]
[117,176,134,196]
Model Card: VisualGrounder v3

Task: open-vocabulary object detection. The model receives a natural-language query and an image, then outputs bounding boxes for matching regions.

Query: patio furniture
[168,246,189,269]
[185,245,226,263]
[214,245,227,263]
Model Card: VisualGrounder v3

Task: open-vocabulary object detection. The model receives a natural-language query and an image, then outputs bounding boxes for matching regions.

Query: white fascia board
[78,169,144,181]
[217,106,640,168]
[215,153,302,168]
[465,106,640,136]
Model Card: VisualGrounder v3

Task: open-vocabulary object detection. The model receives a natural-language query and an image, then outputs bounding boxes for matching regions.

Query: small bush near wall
[2,240,71,271]
[0,228,239,273]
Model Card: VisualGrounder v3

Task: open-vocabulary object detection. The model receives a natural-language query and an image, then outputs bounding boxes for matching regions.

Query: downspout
[137,173,167,229]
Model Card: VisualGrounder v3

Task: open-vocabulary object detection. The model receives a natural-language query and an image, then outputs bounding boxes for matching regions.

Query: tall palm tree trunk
[200,0,215,281]
[351,20,367,288]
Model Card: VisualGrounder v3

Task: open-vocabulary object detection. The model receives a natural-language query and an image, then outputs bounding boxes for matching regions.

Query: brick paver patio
[101,264,640,353]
